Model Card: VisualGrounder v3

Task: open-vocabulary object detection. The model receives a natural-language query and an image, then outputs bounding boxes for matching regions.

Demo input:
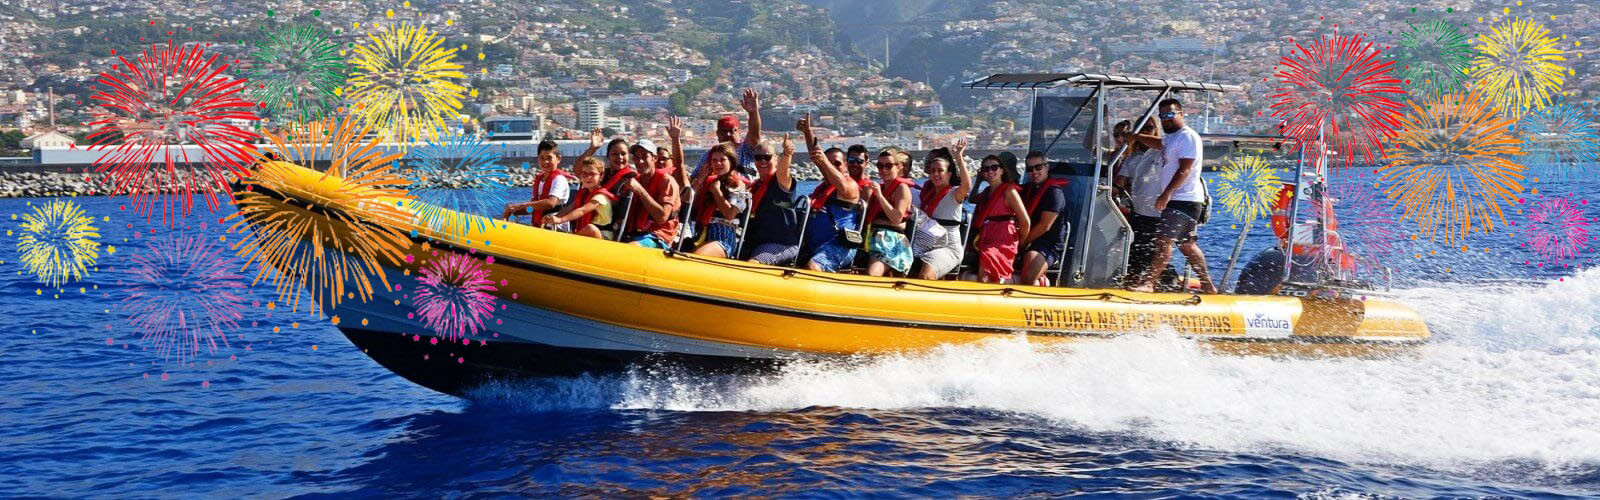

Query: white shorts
[916,229,964,277]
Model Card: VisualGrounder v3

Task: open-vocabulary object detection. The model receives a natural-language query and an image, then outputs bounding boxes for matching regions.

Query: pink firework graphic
[1270,28,1407,170]
[118,234,247,362]
[1325,175,1401,268]
[86,42,260,226]
[1522,195,1590,265]
[410,252,498,340]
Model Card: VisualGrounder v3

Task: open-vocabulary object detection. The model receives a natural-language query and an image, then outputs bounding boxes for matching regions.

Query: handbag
[911,207,947,254]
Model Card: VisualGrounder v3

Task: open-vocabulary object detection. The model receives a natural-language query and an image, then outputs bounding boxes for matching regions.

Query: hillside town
[0,0,1596,159]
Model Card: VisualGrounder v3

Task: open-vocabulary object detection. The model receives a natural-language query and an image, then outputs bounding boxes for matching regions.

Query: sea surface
[2,172,1599,497]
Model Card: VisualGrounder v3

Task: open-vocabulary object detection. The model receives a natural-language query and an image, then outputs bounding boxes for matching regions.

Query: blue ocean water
[2,173,1599,497]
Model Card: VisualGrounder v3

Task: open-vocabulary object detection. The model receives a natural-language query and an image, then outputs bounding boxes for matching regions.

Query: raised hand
[795,113,812,136]
[953,139,967,158]
[741,89,760,115]
[781,133,794,155]
[589,128,604,149]
[665,116,682,139]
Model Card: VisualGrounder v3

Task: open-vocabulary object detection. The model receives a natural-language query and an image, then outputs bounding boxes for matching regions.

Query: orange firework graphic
[224,110,413,315]
[1378,89,1526,243]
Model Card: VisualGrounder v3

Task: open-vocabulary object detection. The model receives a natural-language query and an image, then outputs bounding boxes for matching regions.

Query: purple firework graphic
[1326,176,1401,268]
[1523,195,1590,265]
[118,234,246,362]
[409,251,498,339]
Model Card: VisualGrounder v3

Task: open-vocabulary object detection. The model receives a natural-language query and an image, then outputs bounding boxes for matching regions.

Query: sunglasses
[1027,163,1048,171]
[980,164,1001,171]
[846,158,866,164]
[1159,111,1179,119]
[753,154,774,161]
[876,162,895,169]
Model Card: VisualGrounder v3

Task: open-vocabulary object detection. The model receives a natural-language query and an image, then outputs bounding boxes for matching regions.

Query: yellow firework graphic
[1378,89,1526,243]
[343,22,466,146]
[225,111,413,315]
[1213,155,1282,222]
[1468,17,1566,118]
[15,200,100,287]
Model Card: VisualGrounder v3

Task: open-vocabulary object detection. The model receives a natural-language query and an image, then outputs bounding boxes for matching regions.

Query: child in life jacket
[501,140,571,227]
[542,157,616,239]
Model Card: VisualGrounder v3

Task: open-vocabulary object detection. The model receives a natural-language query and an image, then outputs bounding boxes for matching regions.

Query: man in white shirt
[1128,98,1216,293]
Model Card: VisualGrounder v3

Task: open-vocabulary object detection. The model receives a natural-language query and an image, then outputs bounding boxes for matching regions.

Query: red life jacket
[748,175,778,217]
[809,177,873,211]
[1024,178,1071,217]
[975,183,1021,222]
[601,167,638,193]
[692,172,749,228]
[527,170,573,221]
[918,180,957,217]
[863,177,916,225]
[626,169,675,234]
[570,186,618,229]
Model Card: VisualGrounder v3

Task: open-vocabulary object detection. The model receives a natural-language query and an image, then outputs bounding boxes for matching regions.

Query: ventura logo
[1245,313,1291,331]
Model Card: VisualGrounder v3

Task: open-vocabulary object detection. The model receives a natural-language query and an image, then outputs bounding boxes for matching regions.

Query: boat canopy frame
[964,72,1241,288]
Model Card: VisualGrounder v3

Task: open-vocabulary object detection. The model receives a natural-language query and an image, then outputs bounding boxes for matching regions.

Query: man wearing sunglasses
[1129,98,1216,293]
[1017,151,1070,286]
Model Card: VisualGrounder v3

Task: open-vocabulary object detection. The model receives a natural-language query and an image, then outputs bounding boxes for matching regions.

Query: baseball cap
[717,115,739,131]
[631,139,658,154]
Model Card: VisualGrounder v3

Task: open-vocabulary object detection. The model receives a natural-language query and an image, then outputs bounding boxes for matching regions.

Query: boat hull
[236,163,1430,397]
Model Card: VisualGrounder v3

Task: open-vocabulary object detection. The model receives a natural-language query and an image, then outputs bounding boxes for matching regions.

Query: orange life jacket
[527,170,573,222]
[571,186,617,230]
[863,177,916,225]
[809,177,873,211]
[691,172,749,228]
[975,183,1022,222]
[626,169,675,234]
[1024,178,1071,216]
[919,180,957,217]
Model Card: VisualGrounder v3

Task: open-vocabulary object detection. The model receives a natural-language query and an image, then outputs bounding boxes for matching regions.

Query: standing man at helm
[1129,98,1217,293]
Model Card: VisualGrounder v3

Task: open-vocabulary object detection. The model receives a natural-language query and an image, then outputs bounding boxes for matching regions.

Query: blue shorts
[809,240,858,272]
[1025,241,1065,267]
[631,233,670,249]
[702,222,740,256]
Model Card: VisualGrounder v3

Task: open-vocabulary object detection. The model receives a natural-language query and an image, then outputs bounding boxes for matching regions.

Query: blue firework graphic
[401,131,509,238]
[1518,102,1600,182]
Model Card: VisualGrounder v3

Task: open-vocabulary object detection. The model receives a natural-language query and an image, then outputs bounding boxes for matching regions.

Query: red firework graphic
[86,42,260,226]
[1270,28,1407,170]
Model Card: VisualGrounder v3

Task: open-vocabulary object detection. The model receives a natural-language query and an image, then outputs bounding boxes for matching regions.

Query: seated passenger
[862,147,916,277]
[796,114,864,272]
[576,130,638,238]
[688,142,751,258]
[1017,151,1071,286]
[744,134,802,265]
[969,155,1031,283]
[542,157,615,239]
[501,140,570,226]
[912,141,972,280]
[621,131,682,249]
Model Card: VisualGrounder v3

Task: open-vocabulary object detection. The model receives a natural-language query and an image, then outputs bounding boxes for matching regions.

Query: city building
[576,99,608,131]
[484,115,543,142]
[608,94,670,112]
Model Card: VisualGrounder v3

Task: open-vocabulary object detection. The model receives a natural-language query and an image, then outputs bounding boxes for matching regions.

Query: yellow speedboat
[240,73,1427,396]
[241,161,1426,396]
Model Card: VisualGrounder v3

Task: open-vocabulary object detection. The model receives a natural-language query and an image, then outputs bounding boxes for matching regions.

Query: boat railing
[790,196,812,268]
[672,184,697,252]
